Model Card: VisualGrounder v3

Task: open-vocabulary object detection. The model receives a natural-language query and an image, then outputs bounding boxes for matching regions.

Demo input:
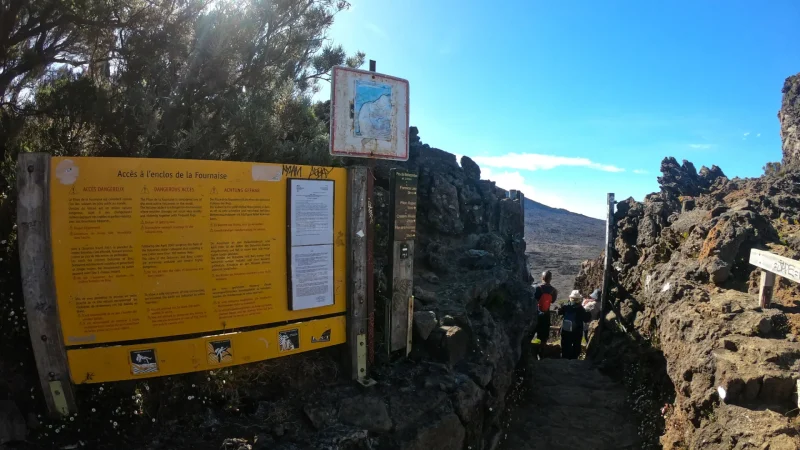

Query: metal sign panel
[391,171,418,241]
[330,66,410,161]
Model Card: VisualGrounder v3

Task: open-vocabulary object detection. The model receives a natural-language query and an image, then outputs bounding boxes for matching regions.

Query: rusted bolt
[40,335,47,342]
[27,165,34,173]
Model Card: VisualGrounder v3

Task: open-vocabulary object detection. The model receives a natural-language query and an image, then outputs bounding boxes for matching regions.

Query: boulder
[429,325,469,365]
[338,396,392,432]
[428,174,463,235]
[401,412,465,450]
[303,403,337,430]
[413,311,437,340]
[460,155,481,180]
[779,73,800,166]
[0,401,25,444]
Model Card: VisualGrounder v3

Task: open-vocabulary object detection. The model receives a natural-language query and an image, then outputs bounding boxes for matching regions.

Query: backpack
[562,305,578,332]
[537,285,553,313]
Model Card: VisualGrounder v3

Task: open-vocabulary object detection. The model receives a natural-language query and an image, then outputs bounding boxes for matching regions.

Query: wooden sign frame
[17,154,371,416]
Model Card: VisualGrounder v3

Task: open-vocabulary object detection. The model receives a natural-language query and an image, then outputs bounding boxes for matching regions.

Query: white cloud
[633,169,649,175]
[471,152,624,173]
[757,133,761,138]
[743,132,750,137]
[689,144,713,150]
[366,23,387,39]
[481,168,606,219]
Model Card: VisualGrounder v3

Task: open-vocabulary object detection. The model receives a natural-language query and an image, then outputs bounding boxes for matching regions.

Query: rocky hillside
[576,72,800,449]
[523,198,604,297]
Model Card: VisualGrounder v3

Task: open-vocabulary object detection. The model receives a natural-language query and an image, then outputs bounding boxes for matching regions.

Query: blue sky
[318,0,799,219]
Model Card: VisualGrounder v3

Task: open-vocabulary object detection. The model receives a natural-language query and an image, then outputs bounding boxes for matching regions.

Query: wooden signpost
[388,170,418,354]
[17,153,77,416]
[346,167,372,384]
[330,63,412,378]
[748,249,800,308]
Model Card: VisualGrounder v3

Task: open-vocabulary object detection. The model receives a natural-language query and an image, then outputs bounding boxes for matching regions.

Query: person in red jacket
[531,270,558,355]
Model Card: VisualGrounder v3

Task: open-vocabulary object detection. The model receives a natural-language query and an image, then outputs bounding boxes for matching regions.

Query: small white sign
[749,249,800,284]
[289,179,334,247]
[330,66,410,161]
[290,244,334,310]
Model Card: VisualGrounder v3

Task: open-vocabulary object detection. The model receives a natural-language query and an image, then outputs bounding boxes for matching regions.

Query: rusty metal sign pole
[599,193,616,332]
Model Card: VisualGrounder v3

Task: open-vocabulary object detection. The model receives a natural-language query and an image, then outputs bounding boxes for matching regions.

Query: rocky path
[501,359,639,450]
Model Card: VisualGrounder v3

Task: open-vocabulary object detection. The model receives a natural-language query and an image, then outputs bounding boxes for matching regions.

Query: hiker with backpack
[531,270,558,356]
[581,288,602,341]
[559,290,591,359]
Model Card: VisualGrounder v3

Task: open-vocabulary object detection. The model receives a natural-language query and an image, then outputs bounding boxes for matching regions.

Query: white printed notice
[289,179,334,246]
[288,179,335,310]
[290,244,334,310]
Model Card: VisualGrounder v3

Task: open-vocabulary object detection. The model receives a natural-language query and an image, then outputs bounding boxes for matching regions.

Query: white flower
[99,387,104,391]
[91,408,96,413]
[152,418,156,423]
[70,417,74,422]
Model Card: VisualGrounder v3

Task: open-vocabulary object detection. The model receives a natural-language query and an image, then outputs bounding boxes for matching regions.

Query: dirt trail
[501,358,640,450]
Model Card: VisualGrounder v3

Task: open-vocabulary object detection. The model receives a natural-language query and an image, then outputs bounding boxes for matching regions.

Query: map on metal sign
[354,80,393,141]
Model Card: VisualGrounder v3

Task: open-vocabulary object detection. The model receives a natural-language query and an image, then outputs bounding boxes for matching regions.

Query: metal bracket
[355,334,376,387]
[49,381,70,416]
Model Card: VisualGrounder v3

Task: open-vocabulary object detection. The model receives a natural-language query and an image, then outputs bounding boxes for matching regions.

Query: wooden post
[600,193,615,326]
[347,167,373,384]
[388,170,418,353]
[16,153,76,417]
[758,270,775,309]
[406,296,414,357]
[366,165,375,365]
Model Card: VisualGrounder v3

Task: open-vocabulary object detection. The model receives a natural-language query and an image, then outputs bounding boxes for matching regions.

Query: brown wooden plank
[390,241,415,351]
[347,166,369,380]
[16,153,76,417]
[759,270,776,308]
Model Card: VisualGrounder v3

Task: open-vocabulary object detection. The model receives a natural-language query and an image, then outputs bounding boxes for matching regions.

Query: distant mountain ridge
[522,195,605,298]
[524,197,601,221]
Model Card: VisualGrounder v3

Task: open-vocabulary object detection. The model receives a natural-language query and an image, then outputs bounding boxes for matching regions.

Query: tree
[0,0,364,257]
[2,0,363,159]
[763,161,782,176]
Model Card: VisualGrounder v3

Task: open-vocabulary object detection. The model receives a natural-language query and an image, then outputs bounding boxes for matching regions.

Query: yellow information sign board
[67,316,345,383]
[50,157,347,346]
